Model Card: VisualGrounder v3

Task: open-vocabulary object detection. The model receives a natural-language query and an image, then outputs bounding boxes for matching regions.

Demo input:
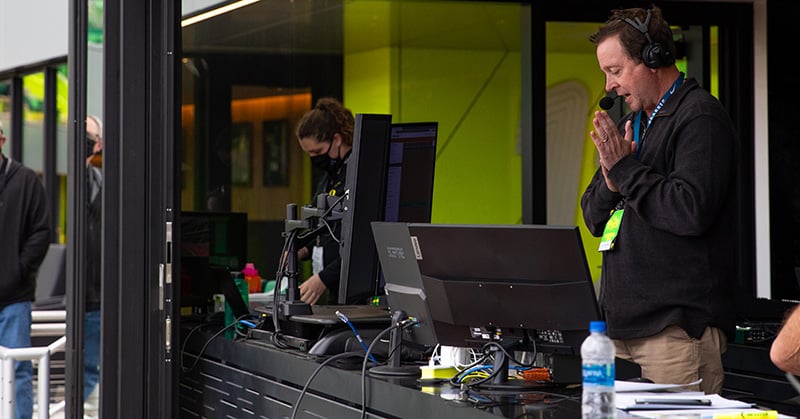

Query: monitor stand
[368,310,421,379]
[476,344,554,392]
[278,230,311,317]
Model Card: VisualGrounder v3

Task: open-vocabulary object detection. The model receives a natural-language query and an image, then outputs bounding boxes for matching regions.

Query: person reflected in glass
[83,115,104,409]
[0,121,51,419]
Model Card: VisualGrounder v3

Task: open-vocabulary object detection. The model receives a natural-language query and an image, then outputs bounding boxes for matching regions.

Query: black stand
[476,344,547,391]
[279,203,312,317]
[277,198,345,318]
[369,310,421,378]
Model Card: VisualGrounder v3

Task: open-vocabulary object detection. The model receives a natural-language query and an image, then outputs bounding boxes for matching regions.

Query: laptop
[212,266,252,320]
[290,304,389,326]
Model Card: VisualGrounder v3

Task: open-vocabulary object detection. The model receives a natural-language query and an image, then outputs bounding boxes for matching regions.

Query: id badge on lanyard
[598,209,624,252]
[312,243,324,275]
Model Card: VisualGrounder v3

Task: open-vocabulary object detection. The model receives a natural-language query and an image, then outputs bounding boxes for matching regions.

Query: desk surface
[179,324,643,418]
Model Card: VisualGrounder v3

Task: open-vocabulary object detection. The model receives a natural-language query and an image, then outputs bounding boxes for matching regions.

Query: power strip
[419,365,458,381]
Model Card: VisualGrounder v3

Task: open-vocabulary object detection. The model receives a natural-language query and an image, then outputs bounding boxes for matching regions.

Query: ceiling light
[181,0,260,28]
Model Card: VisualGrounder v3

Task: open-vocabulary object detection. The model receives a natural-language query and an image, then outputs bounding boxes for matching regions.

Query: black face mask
[86,135,96,158]
[310,142,343,174]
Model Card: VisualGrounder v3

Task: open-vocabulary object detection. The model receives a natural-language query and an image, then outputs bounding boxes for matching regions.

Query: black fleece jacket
[581,78,737,341]
[86,165,102,311]
[302,158,348,303]
[0,156,51,308]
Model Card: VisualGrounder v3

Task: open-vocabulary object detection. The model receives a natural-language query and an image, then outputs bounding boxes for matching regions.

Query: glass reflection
[83,0,104,414]
[56,64,69,244]
[0,80,9,157]
[22,72,45,173]
[181,1,528,291]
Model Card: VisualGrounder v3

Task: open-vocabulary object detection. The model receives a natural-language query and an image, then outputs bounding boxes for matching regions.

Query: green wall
[546,52,607,280]
[343,5,617,283]
[345,46,523,224]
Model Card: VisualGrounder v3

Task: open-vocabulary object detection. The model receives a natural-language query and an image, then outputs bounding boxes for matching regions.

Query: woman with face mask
[294,97,355,305]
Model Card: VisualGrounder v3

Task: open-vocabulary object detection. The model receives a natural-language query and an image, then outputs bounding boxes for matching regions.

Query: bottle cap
[242,262,258,276]
[589,320,607,333]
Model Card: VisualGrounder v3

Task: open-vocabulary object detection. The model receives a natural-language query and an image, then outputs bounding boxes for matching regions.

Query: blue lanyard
[632,72,685,158]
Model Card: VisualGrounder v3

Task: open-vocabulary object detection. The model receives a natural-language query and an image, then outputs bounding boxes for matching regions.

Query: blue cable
[457,365,493,383]
[336,310,379,364]
[238,319,257,328]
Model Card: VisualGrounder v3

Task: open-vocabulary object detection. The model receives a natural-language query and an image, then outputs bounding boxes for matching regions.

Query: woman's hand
[298,274,327,305]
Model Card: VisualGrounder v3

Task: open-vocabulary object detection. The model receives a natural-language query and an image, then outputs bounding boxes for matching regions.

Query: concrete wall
[0,0,68,72]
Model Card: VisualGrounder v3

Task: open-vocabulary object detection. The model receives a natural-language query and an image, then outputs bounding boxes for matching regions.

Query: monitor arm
[279,194,346,317]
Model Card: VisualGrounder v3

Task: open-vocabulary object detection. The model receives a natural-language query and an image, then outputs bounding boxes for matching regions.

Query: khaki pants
[614,325,727,394]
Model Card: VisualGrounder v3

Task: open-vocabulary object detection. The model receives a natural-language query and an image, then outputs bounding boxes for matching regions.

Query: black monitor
[371,222,439,348]
[337,114,393,304]
[407,223,600,355]
[372,222,602,384]
[180,211,248,315]
[338,119,438,304]
[383,122,437,223]
[369,221,437,377]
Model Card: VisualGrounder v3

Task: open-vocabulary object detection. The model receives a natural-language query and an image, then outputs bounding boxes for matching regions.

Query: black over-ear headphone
[622,9,674,68]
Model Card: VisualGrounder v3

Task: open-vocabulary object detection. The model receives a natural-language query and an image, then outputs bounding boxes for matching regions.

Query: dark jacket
[86,165,102,311]
[303,157,349,303]
[581,78,737,341]
[0,157,51,308]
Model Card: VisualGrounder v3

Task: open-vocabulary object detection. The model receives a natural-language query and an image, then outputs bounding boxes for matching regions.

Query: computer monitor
[338,114,393,304]
[368,221,437,377]
[407,223,600,355]
[384,122,437,223]
[180,211,248,315]
[338,120,438,304]
[372,221,603,384]
[371,221,439,348]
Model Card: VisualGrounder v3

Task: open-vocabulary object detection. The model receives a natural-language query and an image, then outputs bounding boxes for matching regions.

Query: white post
[2,356,15,419]
[0,335,66,419]
[36,352,50,419]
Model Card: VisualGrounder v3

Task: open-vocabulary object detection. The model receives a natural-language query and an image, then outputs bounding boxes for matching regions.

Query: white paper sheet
[627,408,787,419]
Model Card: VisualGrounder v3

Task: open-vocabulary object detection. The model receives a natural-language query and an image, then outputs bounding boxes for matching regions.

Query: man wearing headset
[0,121,51,419]
[580,6,737,394]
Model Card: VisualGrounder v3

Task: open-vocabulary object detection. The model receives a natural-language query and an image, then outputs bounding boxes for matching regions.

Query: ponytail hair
[295,97,355,146]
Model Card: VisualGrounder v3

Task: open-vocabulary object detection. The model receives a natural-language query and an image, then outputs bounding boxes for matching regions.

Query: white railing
[0,310,67,419]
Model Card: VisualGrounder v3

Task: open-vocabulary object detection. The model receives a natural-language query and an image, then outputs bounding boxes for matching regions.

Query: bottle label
[582,363,615,387]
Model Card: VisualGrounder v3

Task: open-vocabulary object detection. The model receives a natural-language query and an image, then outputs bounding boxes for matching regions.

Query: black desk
[723,343,800,417]
[179,325,641,418]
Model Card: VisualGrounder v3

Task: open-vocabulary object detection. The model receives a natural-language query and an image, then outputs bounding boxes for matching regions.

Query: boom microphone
[599,95,617,110]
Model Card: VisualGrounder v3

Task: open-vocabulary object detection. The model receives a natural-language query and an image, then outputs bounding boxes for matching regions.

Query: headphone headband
[621,8,673,68]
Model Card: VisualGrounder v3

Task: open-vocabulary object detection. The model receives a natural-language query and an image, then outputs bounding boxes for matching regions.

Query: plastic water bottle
[581,320,616,418]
